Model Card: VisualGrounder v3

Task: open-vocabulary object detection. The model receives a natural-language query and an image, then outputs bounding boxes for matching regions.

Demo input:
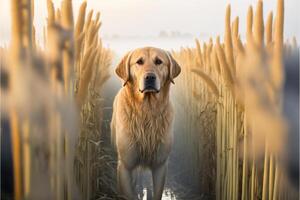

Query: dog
[110,47,181,200]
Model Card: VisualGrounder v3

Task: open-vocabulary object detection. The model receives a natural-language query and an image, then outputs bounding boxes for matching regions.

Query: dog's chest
[128,106,172,164]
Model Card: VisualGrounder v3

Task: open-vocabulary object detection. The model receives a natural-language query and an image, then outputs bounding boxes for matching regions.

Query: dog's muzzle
[139,73,160,93]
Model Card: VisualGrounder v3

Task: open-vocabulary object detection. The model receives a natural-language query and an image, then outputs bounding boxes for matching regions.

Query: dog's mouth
[139,86,160,93]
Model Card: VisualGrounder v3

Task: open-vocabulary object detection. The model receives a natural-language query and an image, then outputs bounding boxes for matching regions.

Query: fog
[1,0,299,49]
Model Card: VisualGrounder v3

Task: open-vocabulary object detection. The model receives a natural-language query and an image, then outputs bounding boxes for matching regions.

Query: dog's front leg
[117,161,136,200]
[152,161,167,200]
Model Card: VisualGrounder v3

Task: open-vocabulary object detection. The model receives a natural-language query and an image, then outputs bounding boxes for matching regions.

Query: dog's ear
[166,51,181,84]
[115,51,132,86]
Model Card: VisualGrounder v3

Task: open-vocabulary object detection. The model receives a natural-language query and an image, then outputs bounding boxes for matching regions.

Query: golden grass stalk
[23,0,33,50]
[207,38,213,69]
[232,17,245,55]
[95,12,101,24]
[47,0,55,25]
[211,47,221,74]
[241,114,248,200]
[61,3,76,200]
[61,0,74,30]
[272,161,279,200]
[76,47,98,107]
[55,9,61,24]
[203,42,207,67]
[55,113,63,200]
[87,22,101,47]
[254,0,264,48]
[9,1,34,198]
[75,1,87,38]
[22,118,31,198]
[43,26,47,48]
[75,31,85,63]
[232,17,239,39]
[11,0,22,52]
[269,154,274,200]
[216,101,221,200]
[272,0,284,91]
[216,37,234,88]
[74,2,87,76]
[32,25,36,50]
[31,0,34,20]
[80,45,94,71]
[224,5,235,72]
[250,158,256,200]
[262,143,269,200]
[60,0,75,94]
[191,68,219,97]
[10,110,22,200]
[62,42,74,94]
[275,0,284,51]
[266,12,273,47]
[83,10,94,35]
[85,47,98,69]
[247,6,253,43]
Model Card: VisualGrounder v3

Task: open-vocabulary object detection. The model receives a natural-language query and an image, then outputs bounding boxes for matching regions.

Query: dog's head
[115,47,181,95]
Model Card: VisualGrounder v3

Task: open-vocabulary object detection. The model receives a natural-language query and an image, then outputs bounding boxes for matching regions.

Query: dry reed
[174,0,298,199]
[2,0,298,199]
[1,0,112,199]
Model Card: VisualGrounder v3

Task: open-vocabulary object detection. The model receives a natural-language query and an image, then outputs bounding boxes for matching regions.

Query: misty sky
[0,0,299,45]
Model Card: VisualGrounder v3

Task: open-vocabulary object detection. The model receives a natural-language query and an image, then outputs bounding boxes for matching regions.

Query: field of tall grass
[173,0,299,199]
[1,0,113,199]
[1,0,299,199]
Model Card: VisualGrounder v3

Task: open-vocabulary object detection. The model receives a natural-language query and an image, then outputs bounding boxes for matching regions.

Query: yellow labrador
[111,47,181,200]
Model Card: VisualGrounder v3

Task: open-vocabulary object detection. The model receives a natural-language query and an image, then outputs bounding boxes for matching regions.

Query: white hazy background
[0,0,299,54]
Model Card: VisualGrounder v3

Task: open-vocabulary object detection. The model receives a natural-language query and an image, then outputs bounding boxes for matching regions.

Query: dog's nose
[145,73,156,81]
[141,72,159,93]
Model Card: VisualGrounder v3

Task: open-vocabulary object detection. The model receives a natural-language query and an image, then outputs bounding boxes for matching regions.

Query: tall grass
[174,0,299,199]
[1,0,112,199]
[1,0,298,199]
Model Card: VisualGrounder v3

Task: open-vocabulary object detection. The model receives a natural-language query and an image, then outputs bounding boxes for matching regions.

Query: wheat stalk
[191,68,219,97]
[225,5,235,73]
[272,0,284,91]
[216,37,234,88]
[266,12,273,47]
[247,6,254,43]
[254,0,264,48]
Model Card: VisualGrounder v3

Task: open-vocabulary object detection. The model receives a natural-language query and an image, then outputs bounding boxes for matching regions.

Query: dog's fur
[111,47,181,200]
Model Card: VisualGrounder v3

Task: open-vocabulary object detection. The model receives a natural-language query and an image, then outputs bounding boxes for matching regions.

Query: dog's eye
[136,58,144,65]
[154,58,163,65]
